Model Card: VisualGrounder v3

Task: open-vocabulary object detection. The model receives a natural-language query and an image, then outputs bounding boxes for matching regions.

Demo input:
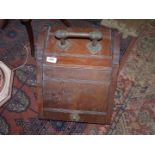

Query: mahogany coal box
[36,25,120,124]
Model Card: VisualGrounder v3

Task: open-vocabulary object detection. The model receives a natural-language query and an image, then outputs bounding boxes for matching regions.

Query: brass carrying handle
[55,30,103,46]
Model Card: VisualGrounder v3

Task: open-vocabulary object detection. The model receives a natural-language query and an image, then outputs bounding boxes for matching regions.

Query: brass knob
[70,113,80,121]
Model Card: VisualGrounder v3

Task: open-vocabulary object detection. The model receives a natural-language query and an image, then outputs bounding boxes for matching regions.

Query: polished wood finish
[21,20,35,57]
[36,26,120,124]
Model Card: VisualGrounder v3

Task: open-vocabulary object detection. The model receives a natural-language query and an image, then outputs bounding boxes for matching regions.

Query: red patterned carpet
[0,20,155,134]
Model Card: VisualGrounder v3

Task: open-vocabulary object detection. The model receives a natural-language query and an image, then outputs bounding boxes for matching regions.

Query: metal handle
[55,30,103,54]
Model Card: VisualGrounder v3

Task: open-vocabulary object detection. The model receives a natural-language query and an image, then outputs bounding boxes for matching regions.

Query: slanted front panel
[43,77,110,111]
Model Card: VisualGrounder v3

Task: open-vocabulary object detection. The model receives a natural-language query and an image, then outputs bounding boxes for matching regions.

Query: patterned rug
[0,20,155,135]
